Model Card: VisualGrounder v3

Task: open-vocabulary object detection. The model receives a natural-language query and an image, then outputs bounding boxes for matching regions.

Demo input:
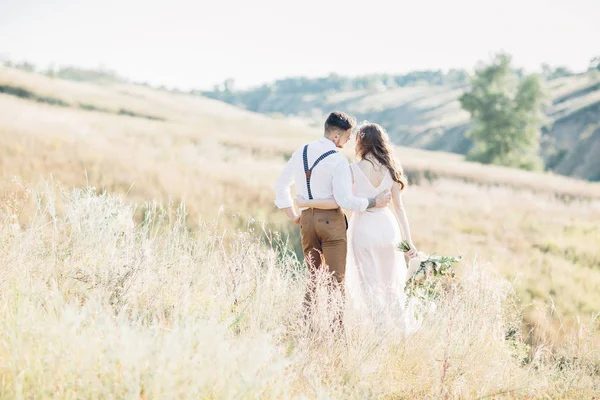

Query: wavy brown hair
[355,123,408,190]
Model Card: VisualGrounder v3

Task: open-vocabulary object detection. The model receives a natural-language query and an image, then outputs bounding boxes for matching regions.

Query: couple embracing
[274,111,420,329]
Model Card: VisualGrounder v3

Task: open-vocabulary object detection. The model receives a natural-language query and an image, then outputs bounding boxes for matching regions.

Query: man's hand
[367,189,391,209]
[283,207,300,225]
[375,190,392,208]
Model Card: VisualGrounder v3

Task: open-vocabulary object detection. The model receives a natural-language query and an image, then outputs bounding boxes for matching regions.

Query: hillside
[203,73,600,181]
[1,65,600,352]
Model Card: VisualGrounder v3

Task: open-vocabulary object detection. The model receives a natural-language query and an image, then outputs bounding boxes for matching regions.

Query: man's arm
[296,197,339,210]
[274,151,300,223]
[332,158,390,211]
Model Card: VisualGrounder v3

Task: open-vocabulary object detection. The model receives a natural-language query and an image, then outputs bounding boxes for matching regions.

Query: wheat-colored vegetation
[1,67,600,397]
[1,181,598,398]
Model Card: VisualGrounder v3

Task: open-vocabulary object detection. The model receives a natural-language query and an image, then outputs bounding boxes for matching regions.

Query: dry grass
[1,67,600,396]
[0,67,309,239]
[400,179,600,345]
[0,185,598,398]
[395,146,600,201]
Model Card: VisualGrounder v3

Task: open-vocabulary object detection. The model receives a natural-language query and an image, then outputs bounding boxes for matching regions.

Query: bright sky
[0,0,598,90]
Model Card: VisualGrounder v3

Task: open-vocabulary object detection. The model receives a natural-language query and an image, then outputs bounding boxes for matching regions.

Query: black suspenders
[302,144,336,200]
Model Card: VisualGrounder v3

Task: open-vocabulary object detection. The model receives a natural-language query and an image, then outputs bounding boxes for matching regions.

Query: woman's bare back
[356,158,388,188]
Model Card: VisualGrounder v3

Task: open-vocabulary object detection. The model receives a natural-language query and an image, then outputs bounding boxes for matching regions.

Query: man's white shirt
[274,138,369,212]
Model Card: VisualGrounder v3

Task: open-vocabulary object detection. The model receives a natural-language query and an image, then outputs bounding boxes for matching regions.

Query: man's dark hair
[324,111,356,135]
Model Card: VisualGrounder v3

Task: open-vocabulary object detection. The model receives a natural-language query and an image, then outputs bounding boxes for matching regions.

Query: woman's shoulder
[353,159,371,170]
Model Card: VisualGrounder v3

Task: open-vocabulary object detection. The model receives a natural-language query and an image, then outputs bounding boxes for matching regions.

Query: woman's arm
[391,182,418,257]
[296,197,340,210]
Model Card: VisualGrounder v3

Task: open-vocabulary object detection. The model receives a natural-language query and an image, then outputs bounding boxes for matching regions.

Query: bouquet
[398,240,461,287]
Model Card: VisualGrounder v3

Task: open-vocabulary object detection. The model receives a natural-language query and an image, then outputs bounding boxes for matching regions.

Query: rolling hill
[203,73,600,181]
[1,65,600,396]
[1,65,600,351]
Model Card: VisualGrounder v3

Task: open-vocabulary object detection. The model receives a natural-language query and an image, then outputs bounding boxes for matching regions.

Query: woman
[296,122,418,325]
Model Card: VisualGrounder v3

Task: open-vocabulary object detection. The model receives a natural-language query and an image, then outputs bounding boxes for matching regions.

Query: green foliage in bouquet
[398,240,462,300]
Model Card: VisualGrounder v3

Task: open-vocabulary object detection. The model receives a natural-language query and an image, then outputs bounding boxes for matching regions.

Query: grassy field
[0,67,311,238]
[1,184,598,398]
[1,67,600,397]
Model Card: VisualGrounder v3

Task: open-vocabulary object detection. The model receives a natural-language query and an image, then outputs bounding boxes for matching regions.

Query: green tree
[541,63,574,80]
[459,53,547,170]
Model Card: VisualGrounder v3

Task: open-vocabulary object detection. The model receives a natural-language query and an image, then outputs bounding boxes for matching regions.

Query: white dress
[345,163,407,328]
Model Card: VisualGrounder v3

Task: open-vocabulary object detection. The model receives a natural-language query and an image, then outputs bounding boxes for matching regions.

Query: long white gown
[345,163,407,328]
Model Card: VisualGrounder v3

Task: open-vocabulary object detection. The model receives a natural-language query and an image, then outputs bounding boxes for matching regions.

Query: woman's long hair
[355,123,408,190]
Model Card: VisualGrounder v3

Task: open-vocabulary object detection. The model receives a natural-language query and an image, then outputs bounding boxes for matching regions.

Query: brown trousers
[300,208,347,317]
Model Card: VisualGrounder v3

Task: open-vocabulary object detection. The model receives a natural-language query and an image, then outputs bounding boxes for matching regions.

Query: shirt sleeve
[274,150,297,209]
[332,157,369,212]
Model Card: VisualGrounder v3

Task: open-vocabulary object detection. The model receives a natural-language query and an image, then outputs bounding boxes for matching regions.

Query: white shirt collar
[318,137,339,152]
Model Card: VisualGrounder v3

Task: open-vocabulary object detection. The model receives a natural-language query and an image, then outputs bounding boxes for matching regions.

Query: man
[274,111,391,320]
